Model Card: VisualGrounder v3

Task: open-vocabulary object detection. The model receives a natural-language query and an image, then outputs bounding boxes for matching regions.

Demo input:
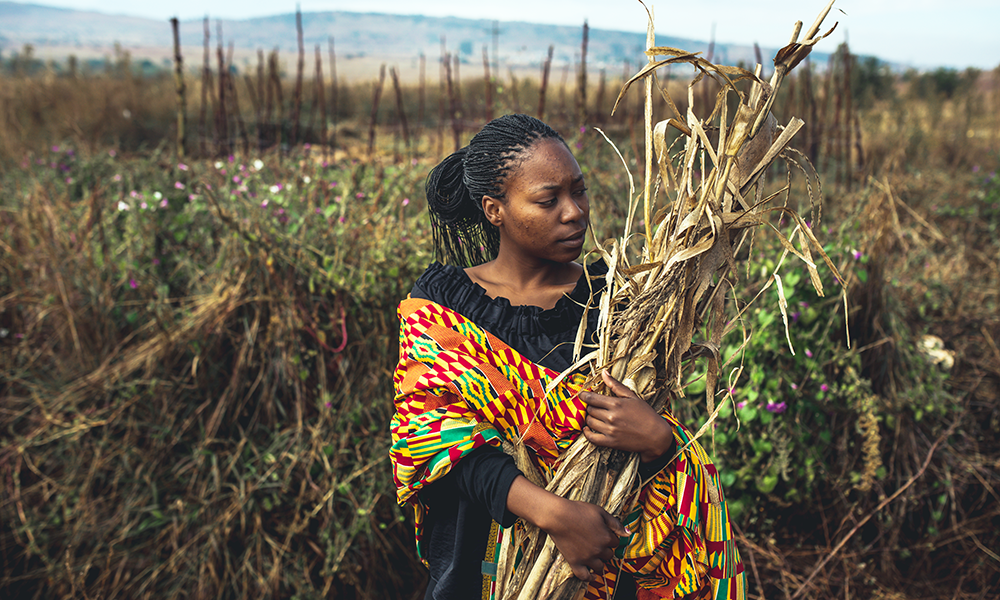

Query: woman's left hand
[580,371,674,463]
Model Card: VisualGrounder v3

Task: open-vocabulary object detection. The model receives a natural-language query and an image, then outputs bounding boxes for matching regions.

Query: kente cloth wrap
[390,297,747,600]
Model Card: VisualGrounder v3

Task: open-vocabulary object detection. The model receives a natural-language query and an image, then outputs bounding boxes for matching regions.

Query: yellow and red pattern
[390,298,746,599]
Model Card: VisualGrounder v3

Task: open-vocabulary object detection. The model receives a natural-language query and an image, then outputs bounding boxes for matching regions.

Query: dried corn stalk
[497,2,844,599]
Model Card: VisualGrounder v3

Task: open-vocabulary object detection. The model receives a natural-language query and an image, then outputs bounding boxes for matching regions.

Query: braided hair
[425,114,565,266]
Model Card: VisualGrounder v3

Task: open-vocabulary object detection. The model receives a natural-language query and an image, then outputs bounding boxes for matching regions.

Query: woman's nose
[561,196,586,222]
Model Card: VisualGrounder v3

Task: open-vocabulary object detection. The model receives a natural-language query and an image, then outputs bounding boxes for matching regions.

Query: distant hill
[0,2,828,79]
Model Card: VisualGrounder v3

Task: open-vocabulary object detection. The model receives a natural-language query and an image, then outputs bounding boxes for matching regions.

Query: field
[1,31,999,600]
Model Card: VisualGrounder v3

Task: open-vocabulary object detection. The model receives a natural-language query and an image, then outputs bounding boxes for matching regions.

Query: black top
[408,260,661,600]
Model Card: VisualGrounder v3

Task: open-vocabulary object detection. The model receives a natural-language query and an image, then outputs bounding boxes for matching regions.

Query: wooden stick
[538,45,553,121]
[290,6,304,148]
[170,17,186,159]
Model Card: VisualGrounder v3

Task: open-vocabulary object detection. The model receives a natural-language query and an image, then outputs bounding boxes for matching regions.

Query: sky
[10,0,1000,69]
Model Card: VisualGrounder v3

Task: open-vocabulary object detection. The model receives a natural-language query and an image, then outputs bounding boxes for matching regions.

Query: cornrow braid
[425,114,565,267]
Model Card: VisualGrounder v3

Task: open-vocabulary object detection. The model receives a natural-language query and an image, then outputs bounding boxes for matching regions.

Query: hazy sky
[11,0,999,69]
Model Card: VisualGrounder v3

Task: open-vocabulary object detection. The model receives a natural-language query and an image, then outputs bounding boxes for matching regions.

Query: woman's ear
[482,195,503,226]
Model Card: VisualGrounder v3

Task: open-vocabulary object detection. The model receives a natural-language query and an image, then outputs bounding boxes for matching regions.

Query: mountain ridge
[0,1,831,79]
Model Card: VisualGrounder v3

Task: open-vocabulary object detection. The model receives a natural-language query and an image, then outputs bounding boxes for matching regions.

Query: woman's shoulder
[409,261,470,305]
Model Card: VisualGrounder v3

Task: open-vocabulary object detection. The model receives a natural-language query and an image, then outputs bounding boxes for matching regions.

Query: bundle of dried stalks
[496,2,843,598]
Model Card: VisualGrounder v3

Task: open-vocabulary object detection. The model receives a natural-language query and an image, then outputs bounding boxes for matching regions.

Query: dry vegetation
[1,11,999,600]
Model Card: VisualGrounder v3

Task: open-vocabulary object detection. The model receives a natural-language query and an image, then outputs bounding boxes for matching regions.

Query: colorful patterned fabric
[390,297,746,599]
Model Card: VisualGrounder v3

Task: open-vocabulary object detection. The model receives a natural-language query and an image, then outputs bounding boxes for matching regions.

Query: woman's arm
[580,371,676,464]
[506,474,628,582]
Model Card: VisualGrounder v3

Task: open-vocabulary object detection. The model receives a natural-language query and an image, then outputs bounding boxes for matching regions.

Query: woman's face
[484,138,590,265]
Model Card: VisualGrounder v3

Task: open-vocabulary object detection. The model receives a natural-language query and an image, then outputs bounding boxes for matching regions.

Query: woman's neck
[465,257,582,310]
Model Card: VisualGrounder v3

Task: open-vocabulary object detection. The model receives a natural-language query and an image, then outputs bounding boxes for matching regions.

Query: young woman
[390,115,745,600]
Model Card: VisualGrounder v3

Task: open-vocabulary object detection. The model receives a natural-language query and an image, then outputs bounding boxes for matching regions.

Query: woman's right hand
[506,475,628,581]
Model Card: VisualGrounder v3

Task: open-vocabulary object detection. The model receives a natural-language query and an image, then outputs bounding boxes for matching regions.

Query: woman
[390,115,745,600]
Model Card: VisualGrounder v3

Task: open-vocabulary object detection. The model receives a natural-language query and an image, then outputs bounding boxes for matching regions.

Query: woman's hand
[507,476,628,582]
[580,371,674,463]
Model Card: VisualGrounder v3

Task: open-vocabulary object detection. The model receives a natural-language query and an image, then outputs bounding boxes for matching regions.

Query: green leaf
[756,474,778,494]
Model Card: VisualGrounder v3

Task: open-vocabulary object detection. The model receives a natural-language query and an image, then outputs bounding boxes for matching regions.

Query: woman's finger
[601,370,640,399]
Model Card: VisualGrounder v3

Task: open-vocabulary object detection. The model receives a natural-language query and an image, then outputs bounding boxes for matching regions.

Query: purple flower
[737,401,747,409]
[575,141,583,150]
[853,250,863,260]
[129,278,138,289]
[799,301,809,308]
[766,402,787,414]
[820,383,829,392]
[356,192,364,199]
[51,145,60,152]
[791,311,801,323]
[973,165,980,173]
[261,199,269,208]
[338,215,346,224]
[580,126,587,134]
[315,207,322,214]
[108,150,117,157]
[228,154,235,163]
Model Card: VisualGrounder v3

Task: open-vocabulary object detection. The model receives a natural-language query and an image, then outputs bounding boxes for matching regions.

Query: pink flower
[140,202,148,209]
[129,278,138,289]
[175,181,185,189]
[261,200,269,208]
[356,192,364,199]
[791,383,798,390]
[232,176,241,184]
[737,401,747,409]
[108,150,117,157]
[338,216,346,223]
[113,174,122,182]
[580,126,587,133]
[161,199,170,207]
[853,251,863,260]
[402,198,410,206]
[805,349,813,358]
[152,258,160,266]
[820,383,829,392]
[766,402,787,414]
[177,163,189,171]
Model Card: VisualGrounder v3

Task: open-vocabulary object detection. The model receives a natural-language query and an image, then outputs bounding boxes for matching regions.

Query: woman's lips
[559,229,586,247]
